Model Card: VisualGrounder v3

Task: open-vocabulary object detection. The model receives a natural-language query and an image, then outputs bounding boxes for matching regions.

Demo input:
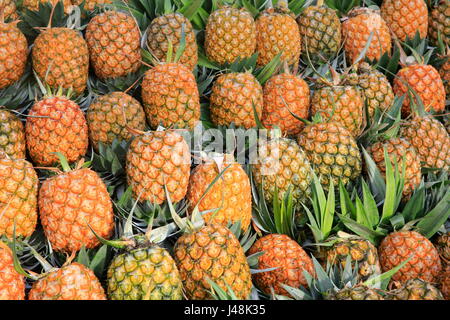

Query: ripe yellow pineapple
[311,83,364,137]
[0,158,38,238]
[141,63,200,129]
[209,72,263,129]
[205,6,256,65]
[29,262,106,300]
[256,4,301,67]
[262,72,310,135]
[248,234,314,295]
[72,0,111,11]
[0,0,18,20]
[378,230,442,284]
[0,19,28,89]
[39,163,114,253]
[252,137,312,208]
[381,0,429,41]
[126,130,191,204]
[174,223,252,300]
[0,108,26,159]
[32,27,89,94]
[86,11,141,79]
[400,115,450,170]
[327,238,381,282]
[368,138,422,199]
[186,153,252,231]
[342,7,391,63]
[0,241,25,300]
[354,63,394,117]
[25,96,88,166]
[326,285,384,300]
[147,13,198,70]
[107,235,183,300]
[87,92,146,150]
[297,121,362,188]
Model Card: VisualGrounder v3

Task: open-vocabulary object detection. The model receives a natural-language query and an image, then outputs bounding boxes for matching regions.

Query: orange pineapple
[262,72,310,135]
[381,0,428,41]
[186,153,252,230]
[126,130,191,204]
[39,162,114,253]
[0,241,25,300]
[0,158,38,238]
[141,63,200,129]
[210,72,263,129]
[248,234,314,295]
[342,7,391,63]
[25,96,88,166]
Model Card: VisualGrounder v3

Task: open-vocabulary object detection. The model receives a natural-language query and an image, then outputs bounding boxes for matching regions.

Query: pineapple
[387,279,444,300]
[326,285,384,300]
[29,262,106,300]
[32,27,89,94]
[327,238,381,282]
[204,6,256,65]
[86,92,146,150]
[248,234,314,296]
[0,241,25,300]
[353,62,394,117]
[25,96,88,166]
[0,19,28,89]
[141,63,200,130]
[297,2,341,63]
[39,161,114,253]
[23,0,73,14]
[0,108,26,159]
[261,72,310,135]
[367,138,422,199]
[0,158,38,238]
[439,58,450,96]
[436,232,450,265]
[256,4,301,67]
[429,0,450,46]
[296,121,362,188]
[400,115,450,170]
[86,10,141,79]
[252,137,312,208]
[209,72,263,129]
[311,82,364,137]
[380,0,429,41]
[126,129,191,204]
[147,12,198,71]
[440,266,450,300]
[174,223,252,300]
[378,230,442,284]
[342,7,392,63]
[72,0,111,11]
[393,64,445,116]
[186,153,252,231]
[107,235,183,300]
[0,0,17,20]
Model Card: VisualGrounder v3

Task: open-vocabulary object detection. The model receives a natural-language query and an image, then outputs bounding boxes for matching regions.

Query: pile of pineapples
[0,0,449,301]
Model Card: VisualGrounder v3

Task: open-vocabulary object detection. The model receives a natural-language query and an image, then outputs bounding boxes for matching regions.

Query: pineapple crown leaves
[75,245,109,279]
[358,95,403,147]
[324,0,361,16]
[336,148,405,245]
[303,172,336,244]
[18,1,84,40]
[252,181,298,239]
[207,278,240,300]
[114,0,204,31]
